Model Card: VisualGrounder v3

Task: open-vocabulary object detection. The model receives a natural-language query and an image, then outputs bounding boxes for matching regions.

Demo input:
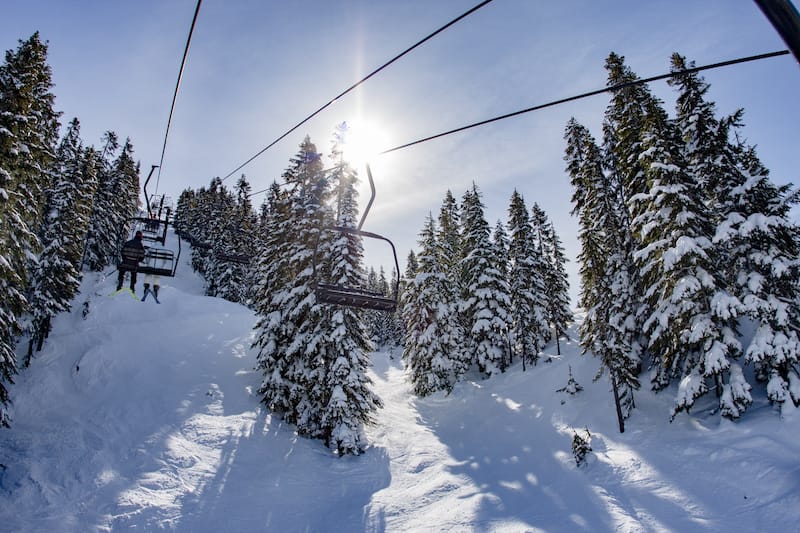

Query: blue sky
[3,0,799,302]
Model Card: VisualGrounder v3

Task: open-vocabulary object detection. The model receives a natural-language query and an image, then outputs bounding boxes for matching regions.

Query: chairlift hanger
[126,165,182,278]
[312,163,401,313]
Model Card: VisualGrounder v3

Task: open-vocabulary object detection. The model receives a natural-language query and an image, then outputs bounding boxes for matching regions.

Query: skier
[117,231,146,293]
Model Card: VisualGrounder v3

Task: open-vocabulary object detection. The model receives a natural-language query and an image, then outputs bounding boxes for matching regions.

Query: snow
[1,237,800,531]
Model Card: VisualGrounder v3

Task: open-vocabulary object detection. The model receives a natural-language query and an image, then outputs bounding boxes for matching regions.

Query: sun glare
[339,118,390,169]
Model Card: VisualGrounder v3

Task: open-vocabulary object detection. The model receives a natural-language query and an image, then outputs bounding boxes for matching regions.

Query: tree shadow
[411,367,742,532]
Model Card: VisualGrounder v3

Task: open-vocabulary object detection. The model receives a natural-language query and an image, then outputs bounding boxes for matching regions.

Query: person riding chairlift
[117,231,146,293]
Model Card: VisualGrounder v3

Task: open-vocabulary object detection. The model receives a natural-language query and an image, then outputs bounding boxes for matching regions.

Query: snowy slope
[0,243,799,532]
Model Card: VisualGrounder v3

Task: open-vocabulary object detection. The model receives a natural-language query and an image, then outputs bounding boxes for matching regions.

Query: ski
[141,287,161,304]
[110,288,139,300]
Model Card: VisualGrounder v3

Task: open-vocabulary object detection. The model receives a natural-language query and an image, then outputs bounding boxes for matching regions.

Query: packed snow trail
[0,241,799,532]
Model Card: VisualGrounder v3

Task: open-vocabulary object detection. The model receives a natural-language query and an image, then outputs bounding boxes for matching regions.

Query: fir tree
[437,189,463,290]
[211,175,254,303]
[492,219,512,370]
[254,137,327,427]
[107,139,140,250]
[718,144,800,410]
[541,220,573,355]
[84,131,120,271]
[27,118,96,362]
[529,203,554,344]
[507,190,548,369]
[318,136,382,454]
[670,53,800,412]
[460,183,511,376]
[631,96,744,419]
[600,52,652,371]
[0,33,60,424]
[252,181,295,415]
[402,215,466,395]
[564,117,640,427]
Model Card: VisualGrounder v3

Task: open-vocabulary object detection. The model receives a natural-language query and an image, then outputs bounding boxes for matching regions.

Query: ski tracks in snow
[365,352,481,532]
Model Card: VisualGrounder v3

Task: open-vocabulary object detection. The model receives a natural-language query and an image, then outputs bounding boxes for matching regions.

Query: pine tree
[254,138,328,428]
[252,181,295,415]
[507,190,548,369]
[632,96,744,419]
[541,220,573,355]
[108,139,140,248]
[318,136,382,454]
[437,189,463,290]
[670,53,800,412]
[395,250,419,349]
[172,187,195,238]
[564,117,640,427]
[0,33,60,425]
[491,219,512,370]
[211,175,254,303]
[252,136,382,451]
[529,203,554,344]
[402,215,466,395]
[26,118,96,362]
[718,144,800,410]
[600,53,652,373]
[84,131,120,271]
[460,183,511,376]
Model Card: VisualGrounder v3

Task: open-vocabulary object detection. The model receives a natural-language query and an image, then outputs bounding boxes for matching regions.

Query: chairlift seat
[137,247,177,277]
[315,283,397,313]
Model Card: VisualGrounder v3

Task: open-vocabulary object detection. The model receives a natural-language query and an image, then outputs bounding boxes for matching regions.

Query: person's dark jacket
[120,236,146,268]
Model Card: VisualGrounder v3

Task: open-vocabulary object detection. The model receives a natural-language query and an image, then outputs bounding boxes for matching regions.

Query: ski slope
[0,243,798,532]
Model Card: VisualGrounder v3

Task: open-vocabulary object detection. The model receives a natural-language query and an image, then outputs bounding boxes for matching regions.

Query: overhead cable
[247,49,789,199]
[221,0,495,182]
[378,49,790,155]
[155,0,203,194]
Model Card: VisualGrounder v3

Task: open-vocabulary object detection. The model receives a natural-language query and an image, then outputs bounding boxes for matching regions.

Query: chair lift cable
[377,50,791,156]
[154,0,203,195]
[246,49,790,199]
[219,0,496,183]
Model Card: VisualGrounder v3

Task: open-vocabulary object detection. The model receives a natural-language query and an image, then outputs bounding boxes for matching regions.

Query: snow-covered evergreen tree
[0,33,60,425]
[107,138,140,250]
[84,131,120,271]
[318,133,382,454]
[532,205,573,354]
[507,190,548,369]
[254,138,328,430]
[402,215,466,395]
[718,144,800,410]
[670,52,800,412]
[437,189,463,292]
[541,221,572,354]
[212,175,255,304]
[631,95,744,419]
[565,117,640,424]
[460,184,511,376]
[27,118,96,362]
[529,203,554,344]
[252,181,295,416]
[492,219,512,370]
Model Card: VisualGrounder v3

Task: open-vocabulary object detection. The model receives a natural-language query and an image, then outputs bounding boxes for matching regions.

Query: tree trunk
[610,371,625,433]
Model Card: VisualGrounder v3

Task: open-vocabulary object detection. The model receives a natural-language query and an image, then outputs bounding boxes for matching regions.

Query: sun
[338,118,390,169]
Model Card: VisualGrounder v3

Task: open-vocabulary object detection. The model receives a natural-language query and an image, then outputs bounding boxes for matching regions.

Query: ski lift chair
[312,164,400,313]
[124,164,181,277]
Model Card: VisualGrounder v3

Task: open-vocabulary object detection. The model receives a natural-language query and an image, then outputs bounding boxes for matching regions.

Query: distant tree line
[400,186,572,396]
[0,33,142,426]
[566,52,800,425]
